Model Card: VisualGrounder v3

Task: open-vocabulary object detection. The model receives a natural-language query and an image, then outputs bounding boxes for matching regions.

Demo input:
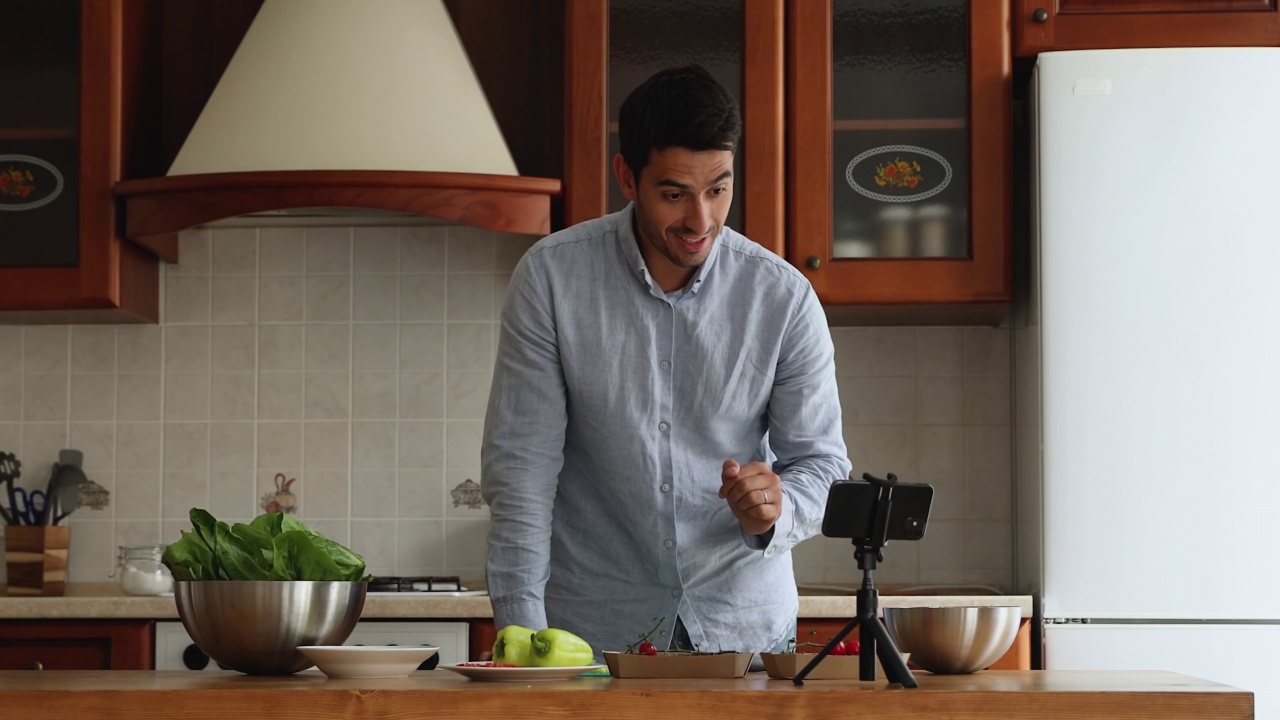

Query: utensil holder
[4,525,71,596]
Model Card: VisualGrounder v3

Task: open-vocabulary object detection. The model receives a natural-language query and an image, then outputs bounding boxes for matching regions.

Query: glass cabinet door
[0,0,81,267]
[608,0,746,232]
[788,0,1010,316]
[830,0,968,260]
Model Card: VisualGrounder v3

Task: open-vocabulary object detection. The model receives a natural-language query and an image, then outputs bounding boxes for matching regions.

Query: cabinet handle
[806,256,821,270]
[27,661,43,671]
[1031,8,1048,23]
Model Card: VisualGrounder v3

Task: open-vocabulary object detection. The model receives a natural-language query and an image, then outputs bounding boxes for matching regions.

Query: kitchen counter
[0,583,1032,619]
[0,670,1251,719]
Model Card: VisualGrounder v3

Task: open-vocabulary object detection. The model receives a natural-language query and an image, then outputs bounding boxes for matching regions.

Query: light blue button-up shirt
[482,205,850,657]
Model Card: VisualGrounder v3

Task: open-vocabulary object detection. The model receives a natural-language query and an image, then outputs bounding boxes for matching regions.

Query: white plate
[297,645,439,679]
[438,663,606,681]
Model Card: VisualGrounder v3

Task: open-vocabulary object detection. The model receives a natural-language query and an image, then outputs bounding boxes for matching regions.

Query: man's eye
[664,192,682,201]
[710,187,726,196]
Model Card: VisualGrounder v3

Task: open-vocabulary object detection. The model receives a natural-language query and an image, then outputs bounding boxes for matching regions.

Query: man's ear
[613,153,638,202]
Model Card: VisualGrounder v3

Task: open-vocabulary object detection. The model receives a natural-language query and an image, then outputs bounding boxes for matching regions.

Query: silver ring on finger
[762,490,770,504]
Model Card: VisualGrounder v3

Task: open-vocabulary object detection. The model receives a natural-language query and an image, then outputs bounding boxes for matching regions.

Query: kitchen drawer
[0,620,153,670]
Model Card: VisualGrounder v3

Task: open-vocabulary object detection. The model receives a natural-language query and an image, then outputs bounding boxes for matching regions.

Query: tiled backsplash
[0,225,1013,591]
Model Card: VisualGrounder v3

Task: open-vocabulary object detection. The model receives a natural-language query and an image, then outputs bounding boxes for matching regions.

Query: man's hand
[719,460,781,536]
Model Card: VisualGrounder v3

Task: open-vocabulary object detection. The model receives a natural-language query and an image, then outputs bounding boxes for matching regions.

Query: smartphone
[820,480,933,542]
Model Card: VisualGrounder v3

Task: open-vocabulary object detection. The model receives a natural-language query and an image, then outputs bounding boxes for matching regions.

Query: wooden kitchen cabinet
[788,1,1012,325]
[0,620,153,670]
[796,617,1031,671]
[1014,0,1280,57]
[0,0,161,323]
[565,1,1011,325]
[564,0,785,254]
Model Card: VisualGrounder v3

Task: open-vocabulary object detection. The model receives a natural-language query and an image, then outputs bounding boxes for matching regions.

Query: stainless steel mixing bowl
[175,580,366,675]
[883,605,1021,675]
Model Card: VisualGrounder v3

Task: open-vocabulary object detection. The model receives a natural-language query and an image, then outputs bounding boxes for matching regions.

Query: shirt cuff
[742,490,795,556]
[491,599,549,632]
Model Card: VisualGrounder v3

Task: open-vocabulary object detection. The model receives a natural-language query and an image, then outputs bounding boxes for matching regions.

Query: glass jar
[114,545,173,596]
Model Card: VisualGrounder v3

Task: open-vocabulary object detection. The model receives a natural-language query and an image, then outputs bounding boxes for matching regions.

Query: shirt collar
[615,202,722,297]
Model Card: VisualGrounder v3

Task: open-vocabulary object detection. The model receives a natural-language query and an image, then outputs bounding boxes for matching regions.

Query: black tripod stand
[793,474,917,687]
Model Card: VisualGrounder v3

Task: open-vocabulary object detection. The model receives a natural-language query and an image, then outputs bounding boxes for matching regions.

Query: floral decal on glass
[0,155,64,211]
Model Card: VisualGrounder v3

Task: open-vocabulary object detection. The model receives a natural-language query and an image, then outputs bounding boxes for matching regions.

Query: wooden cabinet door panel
[0,620,153,670]
[1015,0,1280,57]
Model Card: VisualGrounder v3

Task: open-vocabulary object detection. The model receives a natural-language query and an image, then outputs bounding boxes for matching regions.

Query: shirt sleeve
[481,251,566,631]
[756,284,852,555]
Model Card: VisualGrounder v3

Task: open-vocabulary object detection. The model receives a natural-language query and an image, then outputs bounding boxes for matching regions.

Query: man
[481,64,850,658]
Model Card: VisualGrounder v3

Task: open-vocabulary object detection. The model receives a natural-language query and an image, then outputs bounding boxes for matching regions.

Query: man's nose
[683,197,713,235]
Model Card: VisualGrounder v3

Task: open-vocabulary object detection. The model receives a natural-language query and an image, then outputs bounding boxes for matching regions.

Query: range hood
[114,0,560,261]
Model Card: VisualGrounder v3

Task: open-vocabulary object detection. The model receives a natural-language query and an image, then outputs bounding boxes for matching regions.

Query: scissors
[12,487,49,525]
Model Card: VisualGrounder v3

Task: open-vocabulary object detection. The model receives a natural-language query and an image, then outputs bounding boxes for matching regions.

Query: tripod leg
[867,619,917,688]
[791,615,861,686]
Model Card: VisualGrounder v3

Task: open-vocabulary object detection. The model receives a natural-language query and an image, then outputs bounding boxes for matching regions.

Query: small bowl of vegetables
[163,509,369,675]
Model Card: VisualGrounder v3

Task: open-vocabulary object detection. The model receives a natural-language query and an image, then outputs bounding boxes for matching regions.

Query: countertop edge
[0,585,1033,620]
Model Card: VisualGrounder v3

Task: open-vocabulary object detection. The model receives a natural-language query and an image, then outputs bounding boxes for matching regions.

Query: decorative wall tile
[70,326,116,373]
[399,275,446,321]
[24,326,69,373]
[396,469,444,518]
[171,229,211,275]
[400,226,447,273]
[0,327,23,370]
[259,276,306,322]
[212,276,258,323]
[212,227,258,274]
[209,373,255,421]
[446,275,493,322]
[165,275,211,324]
[164,327,210,373]
[353,227,400,273]
[353,325,398,372]
[353,274,399,322]
[306,275,352,322]
[351,469,396,518]
[305,325,350,372]
[71,374,115,421]
[445,470,486,517]
[23,374,68,422]
[399,372,444,419]
[304,373,350,420]
[259,324,305,372]
[446,324,492,371]
[117,326,162,372]
[399,324,444,371]
[352,373,397,419]
[305,228,352,273]
[259,227,305,274]
[164,374,209,421]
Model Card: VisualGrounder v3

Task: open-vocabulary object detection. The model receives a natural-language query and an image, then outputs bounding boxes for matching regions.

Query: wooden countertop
[0,670,1252,720]
[0,584,1033,620]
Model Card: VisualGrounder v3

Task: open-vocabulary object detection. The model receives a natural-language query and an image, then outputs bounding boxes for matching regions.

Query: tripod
[793,475,917,687]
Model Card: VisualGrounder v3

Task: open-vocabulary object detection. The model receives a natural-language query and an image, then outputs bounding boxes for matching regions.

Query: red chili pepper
[637,641,658,656]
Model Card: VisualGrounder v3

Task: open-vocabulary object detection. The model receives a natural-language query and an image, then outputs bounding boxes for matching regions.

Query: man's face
[613,147,734,291]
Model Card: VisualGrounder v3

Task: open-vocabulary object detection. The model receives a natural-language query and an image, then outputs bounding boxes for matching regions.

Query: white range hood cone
[115,0,559,261]
[169,0,517,177]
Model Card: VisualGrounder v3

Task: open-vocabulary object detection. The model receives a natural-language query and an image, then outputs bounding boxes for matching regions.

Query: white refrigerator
[1019,47,1280,720]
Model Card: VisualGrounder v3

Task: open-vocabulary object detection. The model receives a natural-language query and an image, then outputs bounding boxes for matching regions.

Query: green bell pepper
[530,627,595,667]
[492,624,536,666]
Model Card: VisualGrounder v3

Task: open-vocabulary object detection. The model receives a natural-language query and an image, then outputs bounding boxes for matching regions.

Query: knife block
[4,525,70,596]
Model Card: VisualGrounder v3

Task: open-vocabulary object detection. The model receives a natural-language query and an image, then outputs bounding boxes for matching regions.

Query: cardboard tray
[759,652,907,680]
[603,651,754,678]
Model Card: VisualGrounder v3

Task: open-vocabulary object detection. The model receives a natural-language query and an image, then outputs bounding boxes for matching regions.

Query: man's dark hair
[618,64,741,181]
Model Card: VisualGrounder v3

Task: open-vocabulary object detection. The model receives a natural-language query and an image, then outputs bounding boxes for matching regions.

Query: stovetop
[366,576,487,596]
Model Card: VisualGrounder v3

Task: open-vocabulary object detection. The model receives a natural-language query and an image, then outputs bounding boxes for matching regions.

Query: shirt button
[660,483,671,493]
[660,360,670,370]
[671,589,682,598]
[659,421,669,432]
[663,539,674,549]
